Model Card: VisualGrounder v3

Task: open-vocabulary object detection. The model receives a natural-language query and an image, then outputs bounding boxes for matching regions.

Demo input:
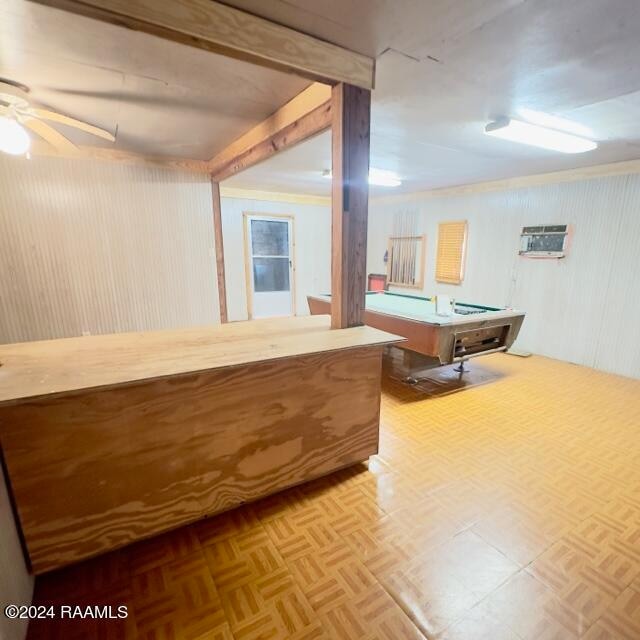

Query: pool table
[307,291,525,366]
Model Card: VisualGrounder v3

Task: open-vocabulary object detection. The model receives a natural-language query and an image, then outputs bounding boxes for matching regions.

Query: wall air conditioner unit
[519,224,570,258]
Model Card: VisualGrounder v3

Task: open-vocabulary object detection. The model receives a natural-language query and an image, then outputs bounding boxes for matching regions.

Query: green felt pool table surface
[313,291,518,326]
[308,292,526,363]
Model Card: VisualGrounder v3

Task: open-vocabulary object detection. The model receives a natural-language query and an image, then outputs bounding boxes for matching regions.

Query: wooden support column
[331,83,371,329]
[211,179,228,323]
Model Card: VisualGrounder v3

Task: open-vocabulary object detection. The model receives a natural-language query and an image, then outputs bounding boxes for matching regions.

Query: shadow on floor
[382,348,506,399]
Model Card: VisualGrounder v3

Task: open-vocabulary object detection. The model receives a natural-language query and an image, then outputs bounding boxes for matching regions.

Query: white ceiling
[2,0,640,193]
[0,0,310,160]
[225,0,640,194]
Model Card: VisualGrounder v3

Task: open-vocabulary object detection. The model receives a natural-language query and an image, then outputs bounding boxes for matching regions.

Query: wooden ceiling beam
[27,0,375,89]
[209,82,332,182]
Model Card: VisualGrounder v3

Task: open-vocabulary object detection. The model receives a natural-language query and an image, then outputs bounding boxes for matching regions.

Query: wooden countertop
[0,315,402,405]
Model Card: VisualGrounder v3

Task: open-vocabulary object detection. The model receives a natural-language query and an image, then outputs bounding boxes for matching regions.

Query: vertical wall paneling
[220,197,331,322]
[0,464,33,640]
[593,175,640,377]
[0,155,219,343]
[367,174,640,379]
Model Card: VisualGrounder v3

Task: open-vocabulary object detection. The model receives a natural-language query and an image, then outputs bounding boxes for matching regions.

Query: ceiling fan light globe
[0,116,30,155]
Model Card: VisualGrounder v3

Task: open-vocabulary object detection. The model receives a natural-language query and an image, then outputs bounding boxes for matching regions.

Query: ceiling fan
[0,78,115,156]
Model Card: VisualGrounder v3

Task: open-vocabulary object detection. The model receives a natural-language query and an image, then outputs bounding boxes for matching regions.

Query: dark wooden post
[331,83,371,329]
[211,179,228,323]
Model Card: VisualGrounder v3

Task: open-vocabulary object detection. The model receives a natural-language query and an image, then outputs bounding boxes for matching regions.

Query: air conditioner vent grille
[519,224,569,258]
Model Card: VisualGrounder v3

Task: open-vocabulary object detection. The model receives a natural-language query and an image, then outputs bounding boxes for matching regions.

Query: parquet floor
[27,354,640,640]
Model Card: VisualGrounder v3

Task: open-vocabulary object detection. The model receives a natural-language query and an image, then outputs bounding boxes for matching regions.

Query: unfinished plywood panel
[0,345,384,574]
[0,316,401,573]
[0,315,398,403]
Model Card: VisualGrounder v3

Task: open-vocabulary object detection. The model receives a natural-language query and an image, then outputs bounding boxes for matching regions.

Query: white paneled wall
[220,197,331,321]
[0,467,32,640]
[0,155,221,635]
[0,167,331,631]
[0,155,218,344]
[368,174,640,379]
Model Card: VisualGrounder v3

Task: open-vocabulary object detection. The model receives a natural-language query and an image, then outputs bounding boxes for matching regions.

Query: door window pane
[251,220,289,256]
[253,257,290,292]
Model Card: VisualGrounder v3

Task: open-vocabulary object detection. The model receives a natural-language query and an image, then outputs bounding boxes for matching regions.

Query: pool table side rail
[368,290,505,312]
[307,295,525,364]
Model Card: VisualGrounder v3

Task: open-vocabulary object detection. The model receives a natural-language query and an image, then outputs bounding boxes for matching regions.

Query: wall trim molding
[218,158,640,206]
[30,142,211,174]
[219,187,330,206]
[27,146,640,207]
[371,158,640,204]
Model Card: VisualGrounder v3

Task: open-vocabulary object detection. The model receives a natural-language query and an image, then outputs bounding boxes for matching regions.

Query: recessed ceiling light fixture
[485,117,597,154]
[322,167,402,187]
[0,116,31,155]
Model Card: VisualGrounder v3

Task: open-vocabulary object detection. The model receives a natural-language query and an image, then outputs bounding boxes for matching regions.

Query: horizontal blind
[436,221,467,284]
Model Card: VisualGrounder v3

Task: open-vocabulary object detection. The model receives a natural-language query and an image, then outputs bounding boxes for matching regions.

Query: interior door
[246,215,294,318]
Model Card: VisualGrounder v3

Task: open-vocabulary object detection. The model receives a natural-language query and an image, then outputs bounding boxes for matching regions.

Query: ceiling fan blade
[22,118,79,154]
[28,107,115,142]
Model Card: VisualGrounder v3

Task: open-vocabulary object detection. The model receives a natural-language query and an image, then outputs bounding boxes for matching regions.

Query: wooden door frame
[243,212,297,320]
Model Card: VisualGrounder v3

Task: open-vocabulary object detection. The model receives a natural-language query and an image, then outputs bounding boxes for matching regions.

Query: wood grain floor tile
[480,570,587,639]
[472,515,554,567]
[597,586,640,640]
[439,605,522,640]
[26,354,640,640]
[581,621,618,640]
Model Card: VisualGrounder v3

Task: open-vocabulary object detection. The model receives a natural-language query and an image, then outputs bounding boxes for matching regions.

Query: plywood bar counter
[0,315,401,574]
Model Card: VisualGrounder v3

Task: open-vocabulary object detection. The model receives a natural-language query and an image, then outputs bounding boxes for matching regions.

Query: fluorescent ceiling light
[517,108,594,138]
[322,167,402,187]
[485,117,597,154]
[0,116,31,155]
[369,168,402,187]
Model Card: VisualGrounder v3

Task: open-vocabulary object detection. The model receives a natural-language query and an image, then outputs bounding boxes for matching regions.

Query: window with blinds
[436,221,468,284]
[387,235,425,288]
